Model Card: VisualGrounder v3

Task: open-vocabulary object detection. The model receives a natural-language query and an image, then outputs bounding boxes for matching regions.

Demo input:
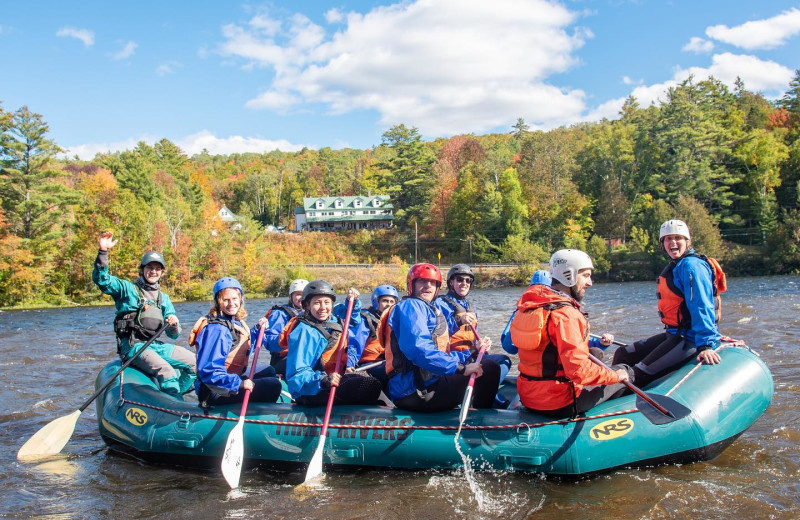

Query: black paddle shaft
[77,323,169,412]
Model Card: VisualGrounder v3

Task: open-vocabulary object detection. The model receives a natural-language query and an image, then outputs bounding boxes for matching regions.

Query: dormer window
[354,198,362,208]
[334,199,343,209]
[373,198,382,207]
[315,199,324,209]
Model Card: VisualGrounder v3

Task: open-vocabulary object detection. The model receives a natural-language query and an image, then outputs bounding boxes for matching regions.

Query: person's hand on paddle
[477,336,491,352]
[346,287,360,300]
[165,314,180,333]
[98,231,118,251]
[598,333,615,347]
[257,316,269,329]
[241,378,255,393]
[463,362,483,378]
[697,348,721,365]
[615,368,630,382]
[329,372,341,387]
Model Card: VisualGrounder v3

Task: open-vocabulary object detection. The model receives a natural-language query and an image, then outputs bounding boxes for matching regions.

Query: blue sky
[1,1,798,159]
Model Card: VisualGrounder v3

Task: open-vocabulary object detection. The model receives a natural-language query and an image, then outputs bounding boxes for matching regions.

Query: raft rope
[116,342,745,432]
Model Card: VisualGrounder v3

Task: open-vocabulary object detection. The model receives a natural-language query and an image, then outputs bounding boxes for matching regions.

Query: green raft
[96,342,772,478]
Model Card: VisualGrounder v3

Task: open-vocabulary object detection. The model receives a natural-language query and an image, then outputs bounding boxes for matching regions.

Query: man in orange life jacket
[510,249,632,418]
[612,220,724,386]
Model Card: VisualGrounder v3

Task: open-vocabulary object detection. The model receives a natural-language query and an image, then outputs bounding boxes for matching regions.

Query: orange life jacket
[280,315,345,374]
[510,285,618,412]
[657,252,727,329]
[379,299,450,381]
[189,315,251,375]
[359,309,385,363]
[438,295,477,352]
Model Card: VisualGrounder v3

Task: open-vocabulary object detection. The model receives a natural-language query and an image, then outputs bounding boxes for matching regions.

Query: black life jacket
[360,308,381,340]
[114,287,164,342]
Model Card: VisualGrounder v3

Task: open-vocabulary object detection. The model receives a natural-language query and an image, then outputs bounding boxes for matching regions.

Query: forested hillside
[2,73,799,307]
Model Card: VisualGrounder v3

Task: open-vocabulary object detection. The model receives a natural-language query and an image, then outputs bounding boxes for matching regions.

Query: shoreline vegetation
[3,73,800,309]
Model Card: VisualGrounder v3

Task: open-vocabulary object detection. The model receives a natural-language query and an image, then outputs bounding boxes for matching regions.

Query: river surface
[2,276,798,519]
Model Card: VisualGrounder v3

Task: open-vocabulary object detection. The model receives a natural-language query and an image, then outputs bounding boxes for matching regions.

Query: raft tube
[96,343,772,478]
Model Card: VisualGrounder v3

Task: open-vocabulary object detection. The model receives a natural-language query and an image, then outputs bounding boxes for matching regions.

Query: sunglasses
[454,276,472,284]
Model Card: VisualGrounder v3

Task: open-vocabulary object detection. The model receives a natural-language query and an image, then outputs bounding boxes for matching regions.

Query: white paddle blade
[304,433,326,483]
[17,410,81,461]
[221,420,245,489]
[459,386,474,425]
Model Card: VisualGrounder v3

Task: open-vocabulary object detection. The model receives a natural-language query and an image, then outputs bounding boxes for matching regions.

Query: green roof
[301,195,393,211]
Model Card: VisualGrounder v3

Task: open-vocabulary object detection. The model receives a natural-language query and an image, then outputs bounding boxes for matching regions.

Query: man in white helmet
[254,279,308,376]
[612,220,725,387]
[509,249,632,418]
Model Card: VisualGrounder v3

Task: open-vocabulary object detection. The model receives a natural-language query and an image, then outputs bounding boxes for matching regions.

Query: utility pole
[414,220,419,263]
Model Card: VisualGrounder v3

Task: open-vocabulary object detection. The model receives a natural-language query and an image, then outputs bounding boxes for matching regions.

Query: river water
[2,276,798,519]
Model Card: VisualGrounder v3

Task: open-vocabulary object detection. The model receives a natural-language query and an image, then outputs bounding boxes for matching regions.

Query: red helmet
[406,263,442,297]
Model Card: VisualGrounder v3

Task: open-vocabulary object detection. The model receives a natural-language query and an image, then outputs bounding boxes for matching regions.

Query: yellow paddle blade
[17,410,82,461]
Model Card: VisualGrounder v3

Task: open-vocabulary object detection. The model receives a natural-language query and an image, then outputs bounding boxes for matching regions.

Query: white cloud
[63,131,309,160]
[706,8,800,50]
[622,76,642,86]
[586,52,794,121]
[56,26,95,47]
[156,61,182,76]
[325,8,344,24]
[682,36,714,54]
[112,41,138,60]
[218,0,590,135]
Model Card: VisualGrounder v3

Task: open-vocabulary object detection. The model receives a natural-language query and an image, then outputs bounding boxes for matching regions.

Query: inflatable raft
[96,341,772,478]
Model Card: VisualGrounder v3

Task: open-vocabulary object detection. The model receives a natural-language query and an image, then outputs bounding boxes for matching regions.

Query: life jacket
[438,294,478,352]
[266,303,300,321]
[657,252,727,329]
[113,287,164,342]
[188,315,252,375]
[510,298,580,381]
[359,308,385,363]
[379,298,451,390]
[280,315,345,374]
[511,285,602,413]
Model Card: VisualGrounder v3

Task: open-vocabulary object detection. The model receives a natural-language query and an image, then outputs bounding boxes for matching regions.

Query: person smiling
[92,232,196,397]
[511,250,632,418]
[381,264,500,413]
[612,220,726,387]
[191,277,282,410]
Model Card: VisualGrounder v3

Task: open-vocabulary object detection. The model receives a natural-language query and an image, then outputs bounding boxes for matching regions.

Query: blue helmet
[213,277,243,299]
[530,270,552,286]
[371,285,399,309]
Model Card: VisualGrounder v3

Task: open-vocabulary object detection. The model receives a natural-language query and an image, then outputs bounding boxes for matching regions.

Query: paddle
[17,322,169,461]
[589,333,628,348]
[586,351,690,425]
[221,321,267,489]
[302,294,356,485]
[354,360,383,373]
[458,323,487,428]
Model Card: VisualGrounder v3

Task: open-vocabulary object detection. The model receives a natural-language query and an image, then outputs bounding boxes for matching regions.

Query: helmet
[302,280,336,306]
[447,264,474,286]
[213,277,243,298]
[371,285,399,309]
[549,249,594,288]
[659,220,691,242]
[406,263,442,297]
[288,279,309,296]
[530,270,552,286]
[140,251,166,269]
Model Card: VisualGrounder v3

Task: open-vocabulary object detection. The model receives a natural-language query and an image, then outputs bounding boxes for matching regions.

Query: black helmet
[301,280,336,306]
[447,264,474,283]
[140,251,166,269]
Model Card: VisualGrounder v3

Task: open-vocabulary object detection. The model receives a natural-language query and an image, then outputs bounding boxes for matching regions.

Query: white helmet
[288,279,309,296]
[659,220,690,242]
[549,249,594,287]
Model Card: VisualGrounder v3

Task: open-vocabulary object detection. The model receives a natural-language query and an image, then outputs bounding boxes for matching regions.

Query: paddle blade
[635,393,692,425]
[303,433,326,484]
[17,410,81,461]
[459,386,475,425]
[221,420,245,489]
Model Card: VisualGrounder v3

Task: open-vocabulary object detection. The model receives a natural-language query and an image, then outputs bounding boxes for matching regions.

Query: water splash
[453,426,488,512]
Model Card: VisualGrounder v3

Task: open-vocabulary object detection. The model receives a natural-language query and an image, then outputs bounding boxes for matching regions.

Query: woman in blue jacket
[286,281,382,407]
[192,277,282,410]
